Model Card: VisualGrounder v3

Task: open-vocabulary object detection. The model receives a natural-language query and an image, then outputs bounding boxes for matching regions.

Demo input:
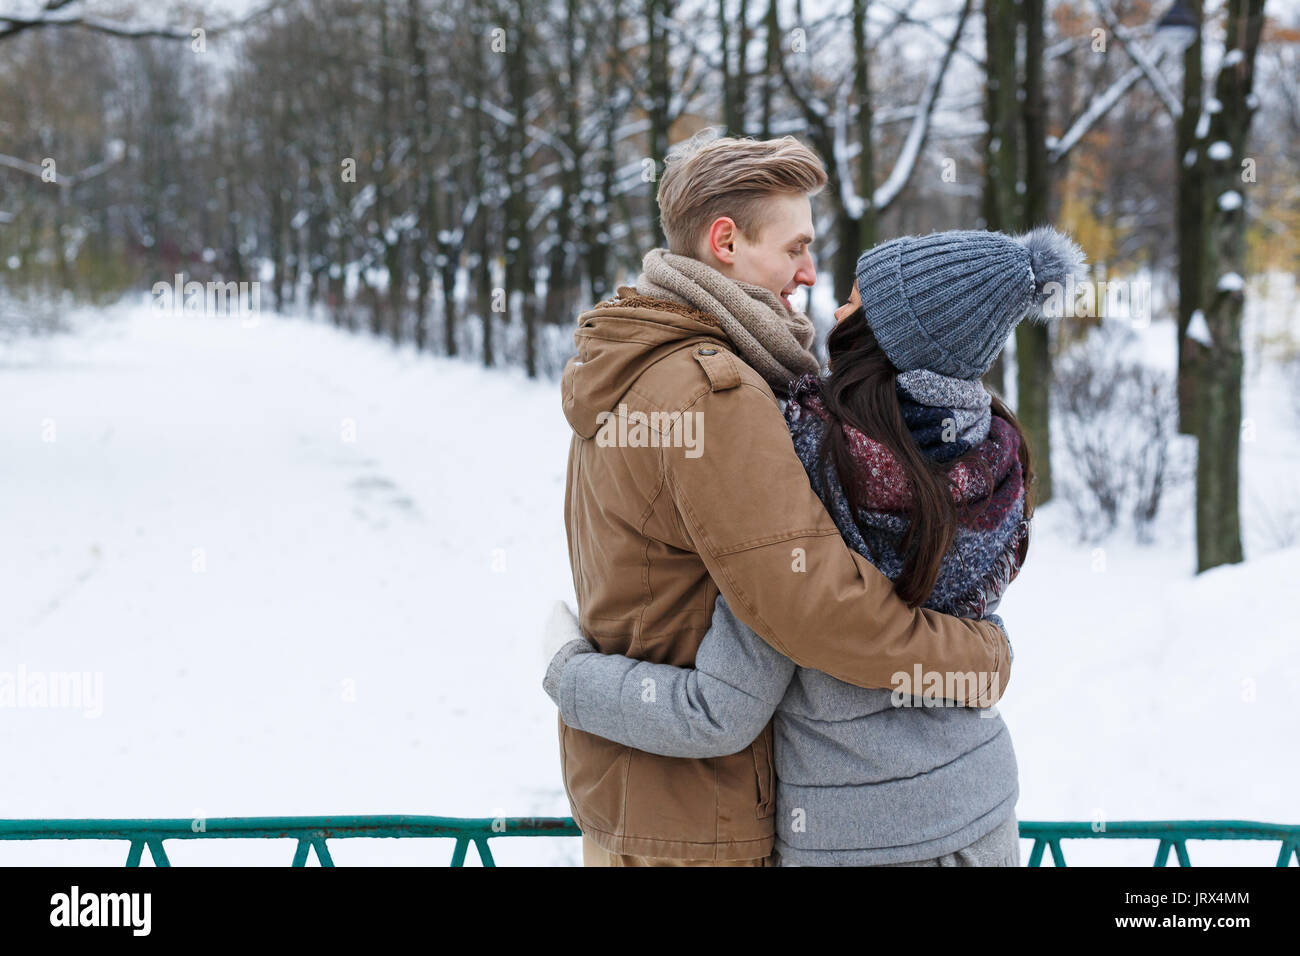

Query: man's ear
[706,217,738,264]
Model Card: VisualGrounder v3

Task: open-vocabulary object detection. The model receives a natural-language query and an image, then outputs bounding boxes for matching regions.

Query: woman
[543,227,1085,866]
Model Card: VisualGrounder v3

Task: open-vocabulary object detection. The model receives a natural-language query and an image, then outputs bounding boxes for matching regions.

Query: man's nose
[795,253,817,288]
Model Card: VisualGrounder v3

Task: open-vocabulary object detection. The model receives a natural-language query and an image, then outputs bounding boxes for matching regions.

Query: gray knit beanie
[854,227,1087,379]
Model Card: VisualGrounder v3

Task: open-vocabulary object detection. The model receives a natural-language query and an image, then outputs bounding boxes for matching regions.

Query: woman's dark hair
[817,305,1035,608]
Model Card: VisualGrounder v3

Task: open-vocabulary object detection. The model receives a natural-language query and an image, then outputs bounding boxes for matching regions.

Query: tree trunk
[1176,1,1206,435]
[852,0,877,252]
[378,2,404,344]
[1015,0,1052,503]
[646,0,673,248]
[407,0,434,353]
[542,0,584,328]
[720,1,737,133]
[1195,0,1262,573]
[980,0,1020,398]
[471,0,494,366]
[761,0,779,138]
[270,184,286,312]
[505,0,536,375]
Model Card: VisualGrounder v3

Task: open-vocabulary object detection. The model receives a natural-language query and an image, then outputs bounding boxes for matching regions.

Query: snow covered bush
[1244,482,1300,552]
[1051,323,1193,545]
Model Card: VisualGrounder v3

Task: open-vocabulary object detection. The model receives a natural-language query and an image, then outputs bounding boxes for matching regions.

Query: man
[554,130,1013,866]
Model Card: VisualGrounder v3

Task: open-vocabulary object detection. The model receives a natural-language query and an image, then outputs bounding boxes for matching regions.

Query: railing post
[126,838,169,866]
[1155,839,1171,865]
[450,837,469,867]
[1047,838,1066,866]
[292,837,335,866]
[1154,839,1191,866]
[312,837,334,866]
[149,839,171,866]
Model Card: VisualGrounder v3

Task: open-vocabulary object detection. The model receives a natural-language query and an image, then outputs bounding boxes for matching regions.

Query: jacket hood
[561,287,727,439]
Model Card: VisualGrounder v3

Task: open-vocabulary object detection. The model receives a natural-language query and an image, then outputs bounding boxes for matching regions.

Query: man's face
[703,193,817,312]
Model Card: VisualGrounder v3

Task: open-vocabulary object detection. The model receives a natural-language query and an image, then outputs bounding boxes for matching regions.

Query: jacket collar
[561,286,730,439]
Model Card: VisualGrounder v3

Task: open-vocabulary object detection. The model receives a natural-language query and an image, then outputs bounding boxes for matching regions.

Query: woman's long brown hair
[816,306,1035,608]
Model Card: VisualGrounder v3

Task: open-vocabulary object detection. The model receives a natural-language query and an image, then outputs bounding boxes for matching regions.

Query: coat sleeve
[661,380,1010,706]
[555,594,795,758]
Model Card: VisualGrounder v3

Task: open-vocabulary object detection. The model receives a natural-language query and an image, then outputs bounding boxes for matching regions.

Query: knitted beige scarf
[634,248,821,396]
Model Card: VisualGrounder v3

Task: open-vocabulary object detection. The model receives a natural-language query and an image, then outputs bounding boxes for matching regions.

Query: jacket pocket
[752,729,775,819]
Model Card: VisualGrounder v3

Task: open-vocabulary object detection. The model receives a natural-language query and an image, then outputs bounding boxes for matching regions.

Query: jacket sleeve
[661,379,1010,706]
[555,594,795,758]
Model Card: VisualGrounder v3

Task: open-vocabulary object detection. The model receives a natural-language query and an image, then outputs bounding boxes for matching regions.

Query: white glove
[542,599,596,706]
[543,599,584,666]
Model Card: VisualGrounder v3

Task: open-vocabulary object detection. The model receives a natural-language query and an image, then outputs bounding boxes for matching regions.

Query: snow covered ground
[1,296,1296,866]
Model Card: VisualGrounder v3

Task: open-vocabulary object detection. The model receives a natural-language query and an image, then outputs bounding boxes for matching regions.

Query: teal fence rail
[1019,820,1299,867]
[0,817,1295,866]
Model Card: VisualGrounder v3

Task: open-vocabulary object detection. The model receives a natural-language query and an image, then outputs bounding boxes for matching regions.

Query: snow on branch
[873,1,985,69]
[870,0,973,212]
[1092,0,1184,118]
[1049,60,1152,163]
[463,93,577,167]
[777,47,831,124]
[0,140,123,187]
[833,95,865,219]
[872,93,985,126]
[0,0,283,43]
[1045,37,1077,60]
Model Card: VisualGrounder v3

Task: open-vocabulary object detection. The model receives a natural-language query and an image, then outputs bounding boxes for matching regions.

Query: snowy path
[2,304,1295,866]
[2,305,576,865]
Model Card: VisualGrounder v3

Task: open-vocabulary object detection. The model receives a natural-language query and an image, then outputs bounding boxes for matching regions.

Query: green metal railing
[0,816,1295,866]
[0,816,580,867]
[1019,820,1299,867]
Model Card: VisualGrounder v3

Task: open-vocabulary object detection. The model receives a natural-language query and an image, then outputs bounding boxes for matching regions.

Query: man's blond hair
[656,129,829,257]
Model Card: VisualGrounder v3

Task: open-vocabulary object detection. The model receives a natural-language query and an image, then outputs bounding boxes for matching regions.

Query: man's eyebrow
[790,233,814,245]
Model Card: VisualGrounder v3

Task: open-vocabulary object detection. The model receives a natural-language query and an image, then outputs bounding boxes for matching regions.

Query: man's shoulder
[578,288,719,336]
[575,286,782,423]
[627,341,778,419]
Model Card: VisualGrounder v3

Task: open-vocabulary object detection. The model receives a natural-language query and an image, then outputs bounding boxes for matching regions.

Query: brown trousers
[581,834,774,867]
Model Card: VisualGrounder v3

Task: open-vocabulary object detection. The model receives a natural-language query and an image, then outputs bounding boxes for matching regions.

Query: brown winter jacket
[558,285,1013,861]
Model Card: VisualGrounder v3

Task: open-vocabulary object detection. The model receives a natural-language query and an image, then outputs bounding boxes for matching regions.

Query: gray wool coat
[546,593,1019,866]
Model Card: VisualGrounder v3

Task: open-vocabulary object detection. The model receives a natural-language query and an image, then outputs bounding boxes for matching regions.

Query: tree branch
[0,0,284,44]
[1050,63,1143,163]
[872,0,973,211]
[1092,0,1183,118]
[0,140,123,186]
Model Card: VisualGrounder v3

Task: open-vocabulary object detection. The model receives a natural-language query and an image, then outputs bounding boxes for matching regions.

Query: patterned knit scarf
[785,373,1029,619]
[634,248,821,397]
[895,368,992,463]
